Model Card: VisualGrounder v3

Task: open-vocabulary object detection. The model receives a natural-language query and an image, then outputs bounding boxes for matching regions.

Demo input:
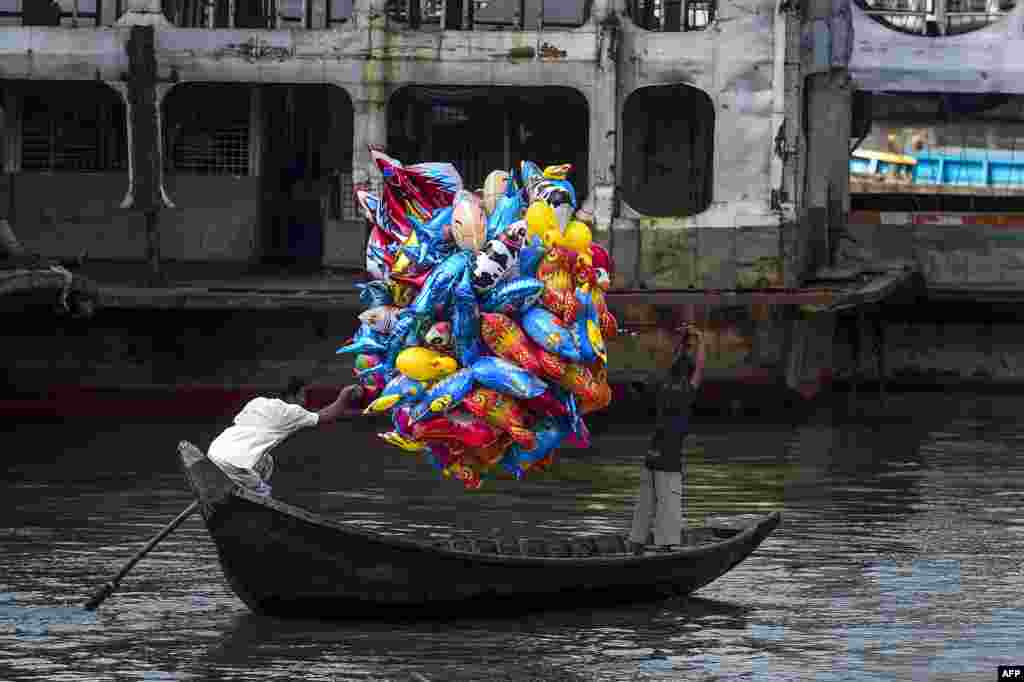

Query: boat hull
[179,441,780,617]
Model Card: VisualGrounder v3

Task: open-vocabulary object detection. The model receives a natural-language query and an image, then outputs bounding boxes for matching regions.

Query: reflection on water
[2,393,1024,680]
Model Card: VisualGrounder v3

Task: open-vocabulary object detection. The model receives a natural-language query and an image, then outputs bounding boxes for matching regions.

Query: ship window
[621,84,714,217]
[856,0,1015,36]
[20,83,127,173]
[164,84,251,176]
[627,0,714,31]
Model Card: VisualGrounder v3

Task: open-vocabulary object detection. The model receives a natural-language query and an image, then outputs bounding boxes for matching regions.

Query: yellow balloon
[526,201,559,242]
[396,347,458,382]
[562,220,592,254]
[391,231,418,275]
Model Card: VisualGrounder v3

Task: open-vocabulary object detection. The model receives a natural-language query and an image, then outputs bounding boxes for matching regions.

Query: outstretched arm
[689,329,706,390]
[317,385,365,426]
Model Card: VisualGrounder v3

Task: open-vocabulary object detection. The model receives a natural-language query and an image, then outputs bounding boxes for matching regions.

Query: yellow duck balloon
[561,219,592,255]
[526,201,560,245]
[396,347,459,382]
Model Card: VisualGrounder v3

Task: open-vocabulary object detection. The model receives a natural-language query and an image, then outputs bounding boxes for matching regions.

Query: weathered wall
[847,212,1024,291]
[10,173,260,261]
[323,217,365,268]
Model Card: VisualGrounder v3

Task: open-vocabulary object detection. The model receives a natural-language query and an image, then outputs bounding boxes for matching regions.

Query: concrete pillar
[351,93,389,191]
[109,81,174,212]
[352,0,386,28]
[249,86,263,178]
[792,0,852,283]
[2,89,21,174]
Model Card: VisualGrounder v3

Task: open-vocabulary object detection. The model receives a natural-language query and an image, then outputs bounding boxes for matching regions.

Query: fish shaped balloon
[520,160,545,198]
[452,267,484,368]
[462,435,514,470]
[407,368,475,424]
[478,313,567,381]
[522,306,583,363]
[463,387,536,449]
[412,410,502,449]
[408,250,472,318]
[357,281,393,309]
[470,356,547,400]
[573,288,607,365]
[450,190,488,253]
[395,346,458,383]
[542,164,572,180]
[480,277,544,316]
[499,417,570,479]
[485,189,525,243]
[556,362,603,406]
[364,373,429,413]
[336,323,388,356]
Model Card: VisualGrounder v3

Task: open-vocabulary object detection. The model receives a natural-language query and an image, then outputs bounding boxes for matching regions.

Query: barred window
[20,84,127,172]
[627,0,714,31]
[857,0,1015,36]
[164,84,250,176]
[1,0,101,27]
[327,0,352,23]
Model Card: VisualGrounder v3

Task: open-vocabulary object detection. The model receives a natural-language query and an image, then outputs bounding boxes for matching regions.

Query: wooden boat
[179,441,780,618]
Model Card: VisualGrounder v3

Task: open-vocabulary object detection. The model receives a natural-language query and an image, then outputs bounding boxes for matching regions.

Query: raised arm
[689,328,706,390]
[317,385,365,426]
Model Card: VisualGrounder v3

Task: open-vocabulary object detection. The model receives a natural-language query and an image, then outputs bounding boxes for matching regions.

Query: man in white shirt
[207,378,364,496]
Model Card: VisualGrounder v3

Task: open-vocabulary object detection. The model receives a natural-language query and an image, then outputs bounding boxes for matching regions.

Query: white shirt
[207,397,319,477]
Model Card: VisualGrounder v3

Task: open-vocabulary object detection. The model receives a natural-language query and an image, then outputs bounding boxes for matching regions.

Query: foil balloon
[561,220,592,255]
[463,387,536,449]
[336,323,388,356]
[562,419,591,449]
[573,288,607,365]
[392,405,415,437]
[463,435,514,469]
[480,277,544,316]
[358,306,402,335]
[472,236,519,292]
[357,281,393,309]
[542,164,572,180]
[451,190,488,252]
[372,150,462,230]
[525,201,559,245]
[412,410,502,449]
[356,189,404,243]
[470,356,547,400]
[479,312,567,381]
[520,160,544,197]
[408,368,475,424]
[409,250,472,318]
[353,353,384,378]
[500,417,570,479]
[482,170,509,215]
[522,306,583,363]
[557,362,603,406]
[379,431,428,452]
[365,373,428,413]
[359,371,386,403]
[485,189,525,242]
[517,237,545,279]
[535,245,580,323]
[395,346,458,382]
[422,321,453,351]
[452,267,484,368]
[403,206,455,270]
[501,219,529,252]
[522,388,570,417]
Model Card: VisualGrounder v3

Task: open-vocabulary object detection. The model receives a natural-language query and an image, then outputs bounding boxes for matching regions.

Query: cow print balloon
[472,238,519,292]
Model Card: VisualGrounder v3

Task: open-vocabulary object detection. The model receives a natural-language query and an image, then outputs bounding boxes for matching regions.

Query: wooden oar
[83,501,200,611]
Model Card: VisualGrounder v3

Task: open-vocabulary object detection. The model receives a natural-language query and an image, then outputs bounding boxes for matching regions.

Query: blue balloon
[518,239,545,278]
[408,368,476,424]
[486,192,525,242]
[409,251,471,318]
[452,268,483,368]
[574,287,607,364]
[374,373,429,410]
[405,207,456,269]
[500,417,571,478]
[337,323,387,356]
[357,281,393,309]
[471,357,547,399]
[481,277,544,315]
[522,307,583,363]
[384,313,420,368]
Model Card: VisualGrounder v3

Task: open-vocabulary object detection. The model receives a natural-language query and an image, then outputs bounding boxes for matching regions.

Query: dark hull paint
[179,442,780,618]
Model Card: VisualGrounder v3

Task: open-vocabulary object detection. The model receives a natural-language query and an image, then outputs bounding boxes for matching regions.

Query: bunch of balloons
[337,149,618,489]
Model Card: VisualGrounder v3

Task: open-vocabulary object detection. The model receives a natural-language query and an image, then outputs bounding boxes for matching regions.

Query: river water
[2,392,1023,681]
